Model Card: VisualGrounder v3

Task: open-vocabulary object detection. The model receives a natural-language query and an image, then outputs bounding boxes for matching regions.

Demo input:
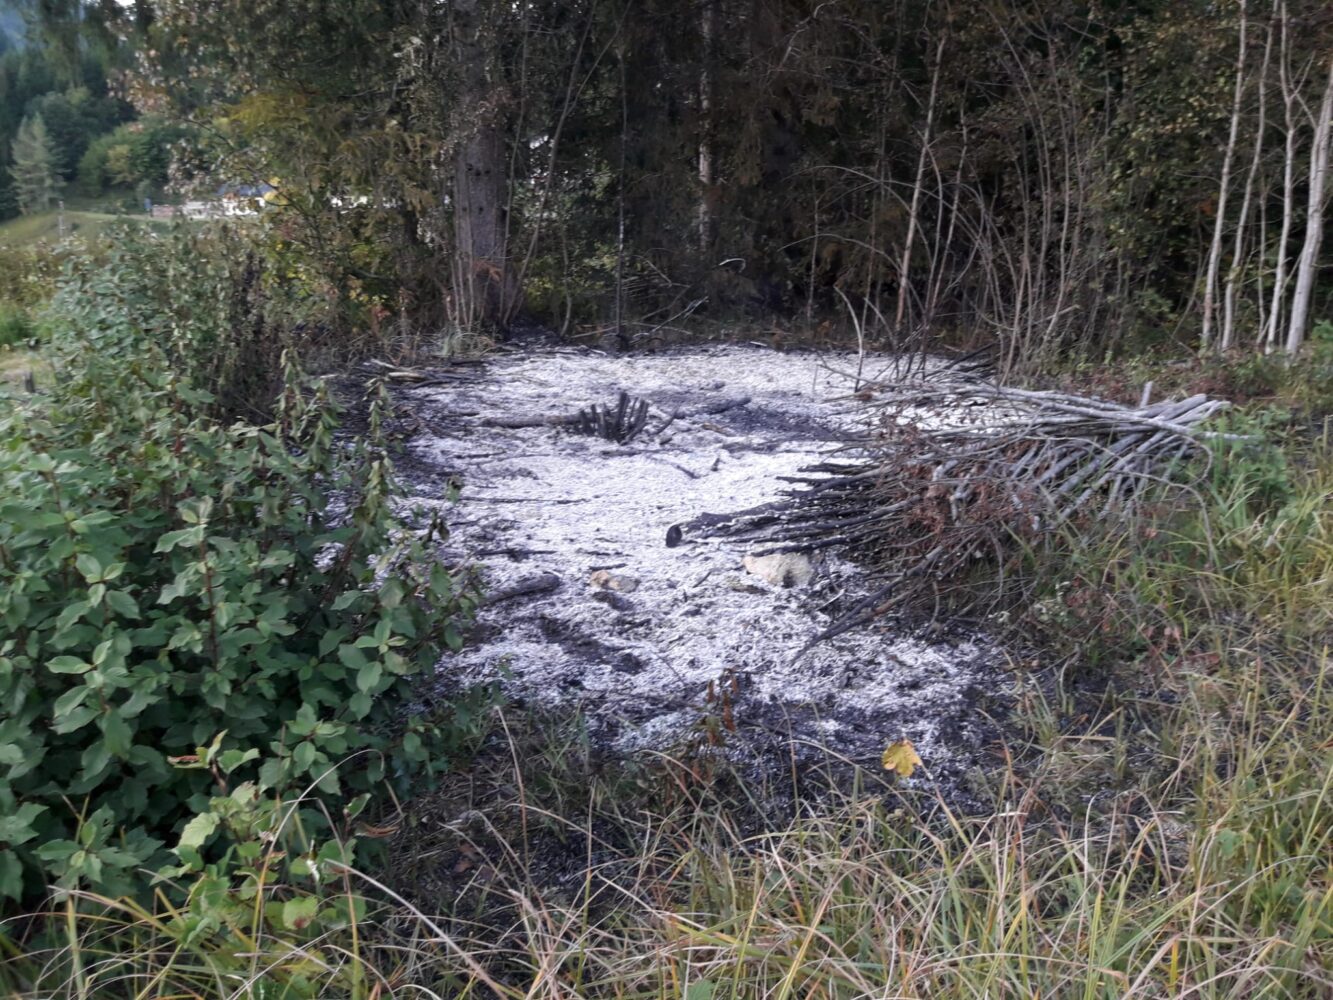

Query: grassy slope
[0,209,133,248]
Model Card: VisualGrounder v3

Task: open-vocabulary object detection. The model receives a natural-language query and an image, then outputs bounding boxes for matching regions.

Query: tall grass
[6,737,1327,998]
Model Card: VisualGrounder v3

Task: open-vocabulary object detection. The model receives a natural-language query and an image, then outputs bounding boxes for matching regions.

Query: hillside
[0,208,153,246]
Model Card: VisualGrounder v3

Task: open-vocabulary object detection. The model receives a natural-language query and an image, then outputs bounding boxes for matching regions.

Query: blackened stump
[572,391,651,444]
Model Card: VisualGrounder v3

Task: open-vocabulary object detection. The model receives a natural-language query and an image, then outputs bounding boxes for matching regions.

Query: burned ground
[383,344,1014,807]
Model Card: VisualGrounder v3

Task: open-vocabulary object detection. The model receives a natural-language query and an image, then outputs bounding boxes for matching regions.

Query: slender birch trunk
[1264,0,1297,351]
[1222,10,1273,352]
[896,34,945,333]
[697,0,720,254]
[1202,0,1249,353]
[1285,58,1333,355]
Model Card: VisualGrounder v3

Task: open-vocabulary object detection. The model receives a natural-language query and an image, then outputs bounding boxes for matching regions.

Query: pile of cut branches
[672,365,1231,638]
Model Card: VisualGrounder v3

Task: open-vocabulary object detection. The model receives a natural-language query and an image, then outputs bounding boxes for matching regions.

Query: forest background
[0,1,1331,998]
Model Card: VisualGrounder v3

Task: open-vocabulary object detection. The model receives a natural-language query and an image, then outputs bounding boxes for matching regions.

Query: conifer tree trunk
[450,0,519,327]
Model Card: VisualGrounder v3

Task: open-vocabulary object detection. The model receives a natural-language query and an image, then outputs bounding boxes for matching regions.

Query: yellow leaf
[881,739,922,778]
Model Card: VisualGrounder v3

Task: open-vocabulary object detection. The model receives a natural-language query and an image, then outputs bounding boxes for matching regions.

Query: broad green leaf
[52,705,99,734]
[75,553,103,582]
[53,686,91,717]
[0,803,48,845]
[105,590,141,618]
[154,526,204,554]
[281,895,320,932]
[218,748,260,774]
[0,850,25,901]
[101,711,132,758]
[176,813,219,853]
[355,662,382,693]
[337,643,367,670]
[47,655,91,674]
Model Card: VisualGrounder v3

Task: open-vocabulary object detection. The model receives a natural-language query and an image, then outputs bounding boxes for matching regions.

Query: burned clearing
[387,345,1010,797]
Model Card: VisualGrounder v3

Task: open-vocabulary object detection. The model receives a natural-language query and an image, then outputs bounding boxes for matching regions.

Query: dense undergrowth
[0,226,495,991]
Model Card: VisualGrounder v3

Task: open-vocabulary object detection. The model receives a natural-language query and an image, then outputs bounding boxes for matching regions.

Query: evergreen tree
[0,171,16,220]
[10,111,59,213]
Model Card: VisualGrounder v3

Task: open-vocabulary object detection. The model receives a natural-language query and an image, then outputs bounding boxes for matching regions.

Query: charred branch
[571,391,651,444]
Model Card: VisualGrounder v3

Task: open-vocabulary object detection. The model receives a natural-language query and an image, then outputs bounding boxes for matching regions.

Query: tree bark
[697,0,720,255]
[1222,10,1273,352]
[1285,58,1333,355]
[1264,0,1297,351]
[896,34,946,334]
[450,0,519,328]
[1201,0,1248,353]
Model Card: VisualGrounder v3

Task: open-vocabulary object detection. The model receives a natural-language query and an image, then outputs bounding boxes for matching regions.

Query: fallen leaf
[882,739,922,778]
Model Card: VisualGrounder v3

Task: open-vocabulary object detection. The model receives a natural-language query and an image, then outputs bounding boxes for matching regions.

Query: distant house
[175,182,276,220]
[216,182,276,204]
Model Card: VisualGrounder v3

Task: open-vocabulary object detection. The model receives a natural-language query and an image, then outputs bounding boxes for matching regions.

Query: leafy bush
[0,304,32,348]
[0,249,481,906]
[0,731,500,1000]
[49,222,344,421]
[0,731,472,999]
[0,244,62,312]
[0,244,60,350]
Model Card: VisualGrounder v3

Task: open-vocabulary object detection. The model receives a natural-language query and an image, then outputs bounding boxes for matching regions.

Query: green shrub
[0,257,482,905]
[75,118,189,195]
[0,304,32,348]
[0,244,62,312]
[47,222,339,422]
[0,733,476,1000]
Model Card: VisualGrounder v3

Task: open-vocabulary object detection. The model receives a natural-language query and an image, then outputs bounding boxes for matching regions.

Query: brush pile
[672,362,1231,637]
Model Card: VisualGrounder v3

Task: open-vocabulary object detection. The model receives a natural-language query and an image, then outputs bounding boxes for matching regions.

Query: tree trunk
[450,0,519,328]
[1285,58,1333,355]
[896,35,945,334]
[1222,10,1273,352]
[1264,0,1296,352]
[697,0,720,255]
[1201,0,1248,353]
